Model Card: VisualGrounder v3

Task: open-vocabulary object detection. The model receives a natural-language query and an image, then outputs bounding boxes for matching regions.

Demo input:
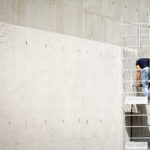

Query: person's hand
[136,81,140,87]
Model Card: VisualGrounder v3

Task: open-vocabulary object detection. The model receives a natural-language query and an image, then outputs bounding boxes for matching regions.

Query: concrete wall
[0,22,122,150]
[0,0,150,45]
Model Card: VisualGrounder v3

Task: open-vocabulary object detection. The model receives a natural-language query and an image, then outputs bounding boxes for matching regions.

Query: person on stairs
[136,58,150,96]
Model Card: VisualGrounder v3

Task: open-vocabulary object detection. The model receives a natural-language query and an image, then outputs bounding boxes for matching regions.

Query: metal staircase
[122,14,150,150]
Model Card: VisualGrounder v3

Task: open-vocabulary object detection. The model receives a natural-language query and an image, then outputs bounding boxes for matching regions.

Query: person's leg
[141,69,149,96]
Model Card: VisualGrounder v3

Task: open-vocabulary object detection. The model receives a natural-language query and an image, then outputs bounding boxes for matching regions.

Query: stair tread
[126,142,148,149]
[124,96,148,104]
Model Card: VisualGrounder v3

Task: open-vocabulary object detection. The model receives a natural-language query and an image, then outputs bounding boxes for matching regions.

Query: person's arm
[136,65,141,87]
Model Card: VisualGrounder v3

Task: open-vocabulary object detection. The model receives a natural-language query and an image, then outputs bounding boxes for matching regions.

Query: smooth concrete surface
[0,22,122,150]
[0,0,150,45]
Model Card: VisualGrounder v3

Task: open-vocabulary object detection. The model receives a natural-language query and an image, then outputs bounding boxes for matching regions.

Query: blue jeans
[141,68,150,96]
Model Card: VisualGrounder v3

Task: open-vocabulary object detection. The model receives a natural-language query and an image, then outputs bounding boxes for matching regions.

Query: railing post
[138,24,141,57]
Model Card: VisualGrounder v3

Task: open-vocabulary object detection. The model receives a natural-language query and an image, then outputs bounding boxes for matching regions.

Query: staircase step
[126,142,148,149]
[124,96,148,104]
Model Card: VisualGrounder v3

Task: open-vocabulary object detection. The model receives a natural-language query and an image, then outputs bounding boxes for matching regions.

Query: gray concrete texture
[0,0,150,45]
[0,22,122,150]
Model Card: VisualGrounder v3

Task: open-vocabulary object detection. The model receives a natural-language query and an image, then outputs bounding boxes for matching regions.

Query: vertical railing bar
[138,24,141,57]
[121,21,126,150]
